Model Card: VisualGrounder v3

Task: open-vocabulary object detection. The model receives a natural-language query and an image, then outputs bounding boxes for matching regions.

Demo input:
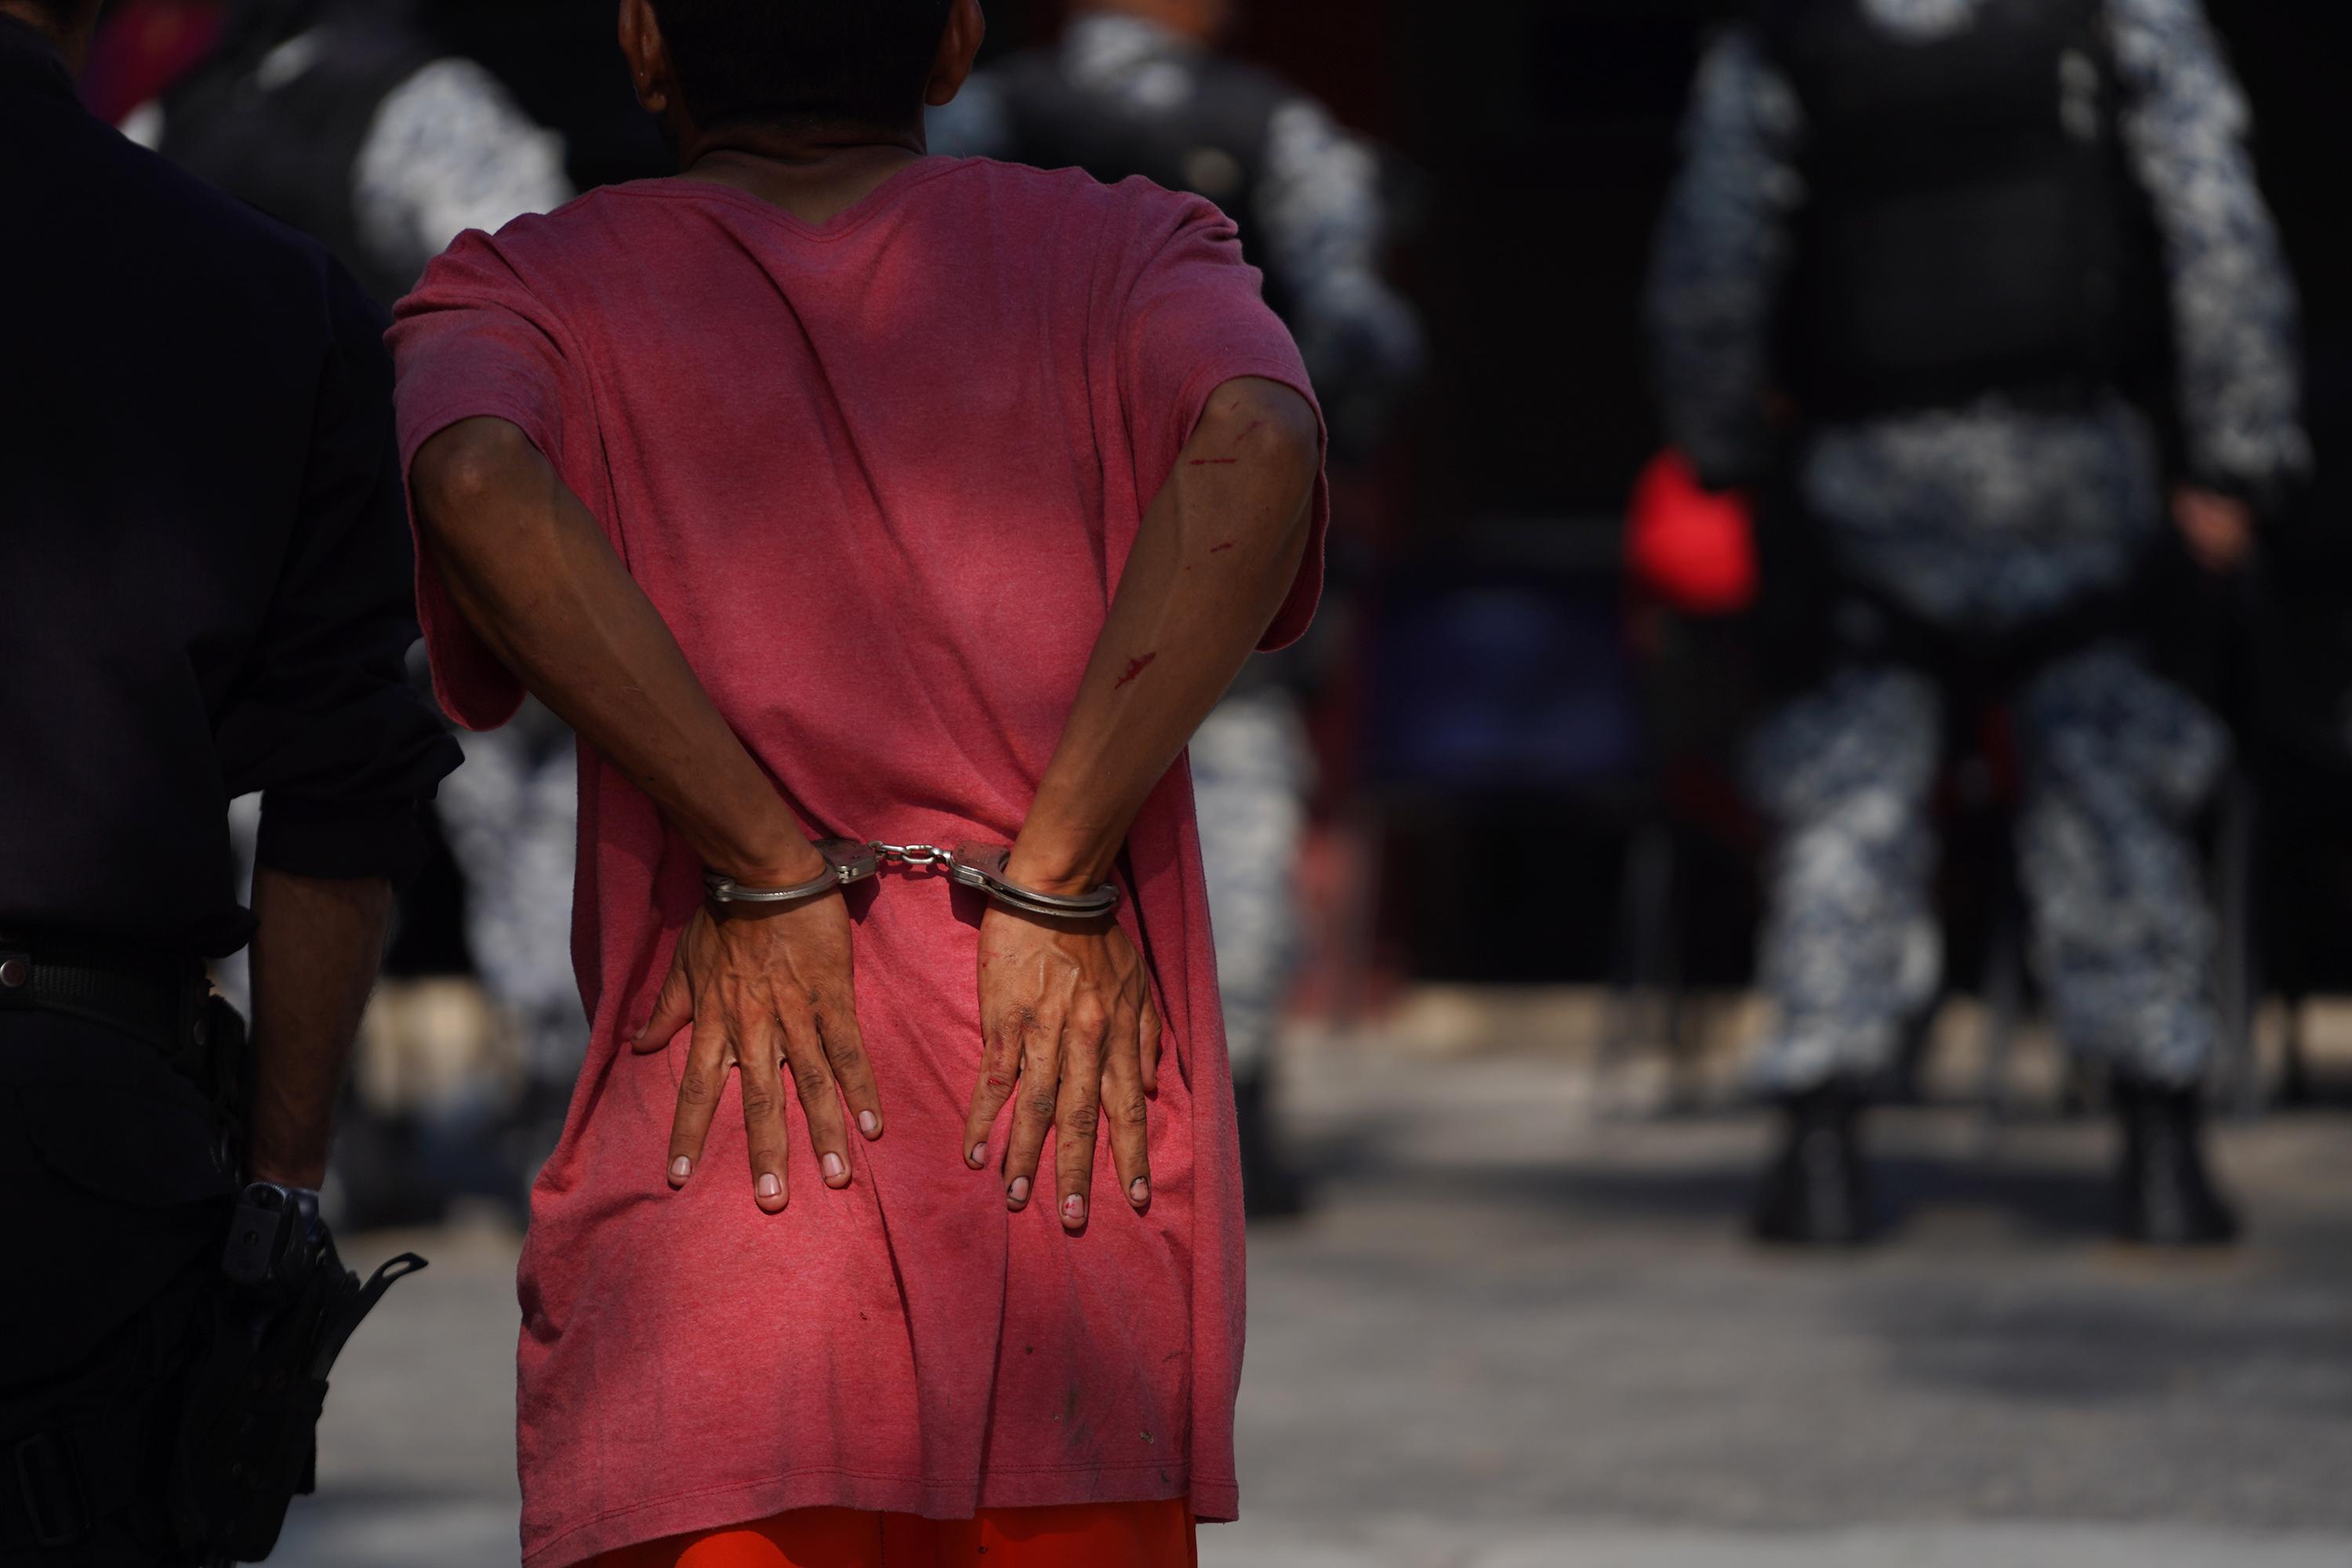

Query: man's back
[394,158,1319,1032]
[389,154,1323,1558]
[0,14,446,956]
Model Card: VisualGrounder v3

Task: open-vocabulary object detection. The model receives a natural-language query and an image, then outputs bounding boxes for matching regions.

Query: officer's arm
[245,871,394,1189]
[1252,96,1424,445]
[1646,26,1803,491]
[2107,0,2309,504]
[228,266,459,1187]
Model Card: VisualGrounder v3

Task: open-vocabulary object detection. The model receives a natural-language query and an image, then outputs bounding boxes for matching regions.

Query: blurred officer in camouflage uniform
[1649,0,2307,1246]
[933,0,1422,1216]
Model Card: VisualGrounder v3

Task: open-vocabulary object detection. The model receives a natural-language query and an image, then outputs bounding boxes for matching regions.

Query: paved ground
[278,1027,2352,1566]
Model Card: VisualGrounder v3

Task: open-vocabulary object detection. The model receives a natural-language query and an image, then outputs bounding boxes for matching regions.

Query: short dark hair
[648,0,956,131]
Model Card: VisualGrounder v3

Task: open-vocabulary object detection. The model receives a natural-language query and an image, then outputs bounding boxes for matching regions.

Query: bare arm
[968,376,1322,1229]
[409,417,878,1213]
[411,417,822,888]
[243,869,394,1190]
[1007,377,1323,896]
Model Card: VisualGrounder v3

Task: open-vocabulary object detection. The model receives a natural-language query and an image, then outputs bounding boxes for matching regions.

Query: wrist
[712,826,829,888]
[1004,837,1113,898]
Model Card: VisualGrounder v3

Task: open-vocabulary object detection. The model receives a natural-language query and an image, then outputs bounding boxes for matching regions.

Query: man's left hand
[964,906,1160,1231]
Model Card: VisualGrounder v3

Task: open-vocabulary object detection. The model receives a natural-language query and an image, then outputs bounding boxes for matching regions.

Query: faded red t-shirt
[389,159,1324,1567]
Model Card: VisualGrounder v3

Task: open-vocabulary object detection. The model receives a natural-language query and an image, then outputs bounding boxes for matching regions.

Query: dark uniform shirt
[0,16,458,960]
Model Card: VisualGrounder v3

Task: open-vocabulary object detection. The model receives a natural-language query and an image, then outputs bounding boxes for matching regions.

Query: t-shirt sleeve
[386,227,588,730]
[1117,191,1330,651]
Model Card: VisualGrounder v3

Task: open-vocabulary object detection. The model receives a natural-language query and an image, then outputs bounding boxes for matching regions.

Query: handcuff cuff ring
[706,840,1120,921]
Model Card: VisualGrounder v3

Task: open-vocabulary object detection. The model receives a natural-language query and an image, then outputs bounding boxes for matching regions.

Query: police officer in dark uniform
[94,0,586,1220]
[1648,0,2307,1246]
[0,2,459,1559]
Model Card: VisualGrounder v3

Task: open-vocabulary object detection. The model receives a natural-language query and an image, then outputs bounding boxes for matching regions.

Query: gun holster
[167,1184,423,1565]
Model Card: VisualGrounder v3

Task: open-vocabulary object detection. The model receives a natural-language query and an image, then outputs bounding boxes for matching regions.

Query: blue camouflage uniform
[1648,0,2307,1091]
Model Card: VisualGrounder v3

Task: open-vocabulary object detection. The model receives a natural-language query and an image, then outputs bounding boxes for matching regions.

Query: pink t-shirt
[389,159,1325,1567]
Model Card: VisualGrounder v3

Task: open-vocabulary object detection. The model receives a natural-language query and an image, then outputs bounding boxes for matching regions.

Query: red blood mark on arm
[1233,419,1263,445]
[1112,653,1159,689]
[1209,542,1236,554]
[1188,458,1240,466]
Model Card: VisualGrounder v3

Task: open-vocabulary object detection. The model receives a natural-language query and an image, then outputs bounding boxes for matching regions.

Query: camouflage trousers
[436,701,587,1085]
[1747,641,2228,1092]
[1192,687,1315,1080]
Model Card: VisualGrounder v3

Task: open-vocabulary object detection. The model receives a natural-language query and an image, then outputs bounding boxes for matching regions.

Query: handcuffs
[704,839,1120,920]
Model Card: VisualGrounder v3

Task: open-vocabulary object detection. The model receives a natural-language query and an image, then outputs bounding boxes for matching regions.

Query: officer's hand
[964,905,1159,1231]
[630,894,879,1213]
[2174,486,2256,575]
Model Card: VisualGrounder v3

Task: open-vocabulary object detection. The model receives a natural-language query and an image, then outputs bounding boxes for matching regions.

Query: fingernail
[1130,1178,1149,1206]
[1007,1176,1030,1207]
[1063,1194,1087,1225]
[823,1152,846,1183]
[757,1173,782,1201]
[859,1111,880,1137]
[969,1142,988,1168]
[670,1156,691,1184]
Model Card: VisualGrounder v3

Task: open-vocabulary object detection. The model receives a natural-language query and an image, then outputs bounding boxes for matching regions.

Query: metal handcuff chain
[704,838,1120,921]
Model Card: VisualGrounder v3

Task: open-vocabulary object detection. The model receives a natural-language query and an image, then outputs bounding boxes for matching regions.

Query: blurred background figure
[932,0,1424,1218]
[85,0,569,304]
[83,0,585,1220]
[1648,0,2308,1247]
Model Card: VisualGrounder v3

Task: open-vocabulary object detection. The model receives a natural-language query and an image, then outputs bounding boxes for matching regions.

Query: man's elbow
[410,416,541,539]
[1197,376,1323,506]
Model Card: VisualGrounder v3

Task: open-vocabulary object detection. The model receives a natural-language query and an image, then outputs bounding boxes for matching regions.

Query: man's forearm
[1007,377,1320,894]
[245,869,394,1189]
[411,417,822,886]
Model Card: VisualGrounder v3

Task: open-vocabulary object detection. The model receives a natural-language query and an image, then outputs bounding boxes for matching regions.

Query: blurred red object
[80,0,224,126]
[1625,448,1758,616]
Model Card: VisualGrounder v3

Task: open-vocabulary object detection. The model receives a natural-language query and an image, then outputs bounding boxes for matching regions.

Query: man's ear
[924,0,988,110]
[617,0,673,118]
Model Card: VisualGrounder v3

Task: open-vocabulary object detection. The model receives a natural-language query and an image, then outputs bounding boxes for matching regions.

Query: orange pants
[586,1501,1198,1568]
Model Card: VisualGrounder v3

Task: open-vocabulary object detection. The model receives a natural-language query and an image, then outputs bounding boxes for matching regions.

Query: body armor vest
[160,0,435,308]
[1761,0,2169,419]
[989,45,1295,319]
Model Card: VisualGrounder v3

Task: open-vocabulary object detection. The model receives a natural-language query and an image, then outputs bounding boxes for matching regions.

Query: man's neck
[676,127,928,228]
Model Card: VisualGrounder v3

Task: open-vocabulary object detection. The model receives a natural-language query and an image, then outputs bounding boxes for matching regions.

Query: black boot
[2114,1073,2240,1246]
[1234,1072,1308,1221]
[1751,1080,1875,1245]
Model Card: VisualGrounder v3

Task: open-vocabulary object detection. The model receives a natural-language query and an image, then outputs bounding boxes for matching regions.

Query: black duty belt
[0,939,215,1078]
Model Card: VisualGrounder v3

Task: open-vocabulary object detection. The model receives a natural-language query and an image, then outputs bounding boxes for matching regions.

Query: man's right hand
[630,891,880,1213]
